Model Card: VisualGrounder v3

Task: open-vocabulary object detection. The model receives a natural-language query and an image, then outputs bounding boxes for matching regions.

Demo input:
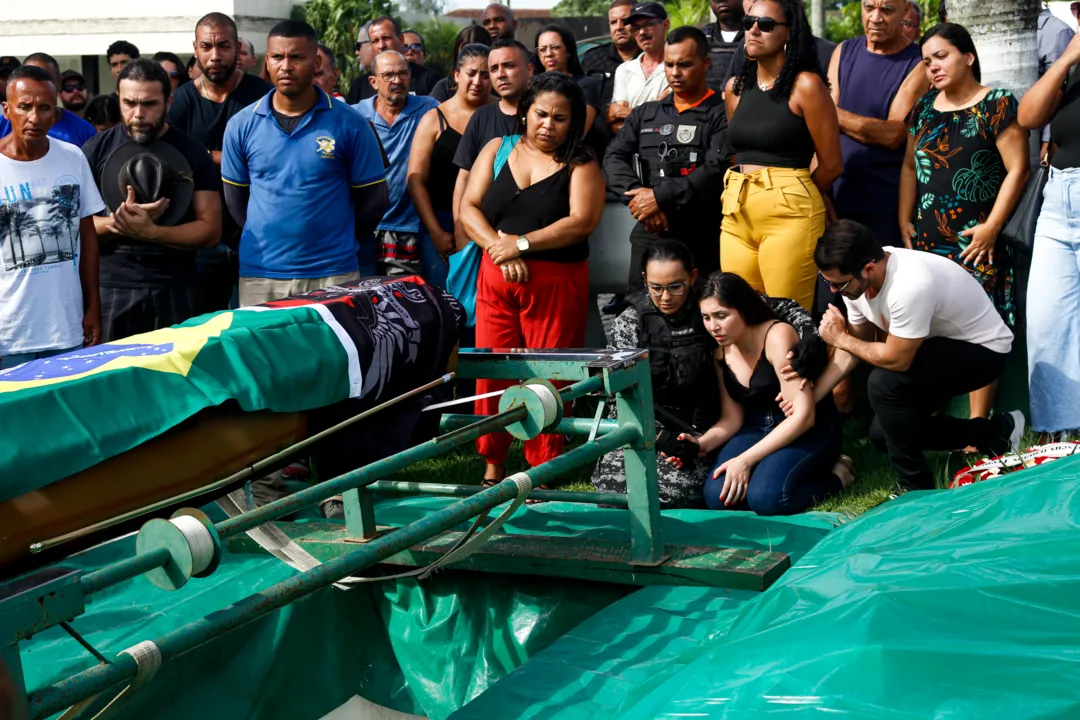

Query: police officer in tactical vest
[604,25,729,296]
[701,0,745,95]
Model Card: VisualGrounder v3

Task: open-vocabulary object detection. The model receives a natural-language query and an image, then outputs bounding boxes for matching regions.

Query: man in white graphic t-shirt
[0,65,105,369]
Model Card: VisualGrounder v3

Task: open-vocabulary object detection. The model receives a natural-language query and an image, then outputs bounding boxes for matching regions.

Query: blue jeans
[0,344,82,369]
[704,404,842,515]
[1027,166,1080,433]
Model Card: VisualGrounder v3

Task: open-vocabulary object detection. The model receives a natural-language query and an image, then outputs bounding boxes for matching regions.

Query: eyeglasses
[630,19,660,33]
[646,281,688,297]
[354,41,370,51]
[537,43,564,55]
[404,43,425,52]
[742,15,790,32]
[819,272,855,292]
[376,70,409,81]
[61,83,86,92]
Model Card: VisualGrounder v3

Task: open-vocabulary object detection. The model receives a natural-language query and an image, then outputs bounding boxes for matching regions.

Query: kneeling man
[814,220,1024,493]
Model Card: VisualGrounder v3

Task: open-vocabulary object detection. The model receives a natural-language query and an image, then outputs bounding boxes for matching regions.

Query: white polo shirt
[611,55,669,108]
[843,247,1013,355]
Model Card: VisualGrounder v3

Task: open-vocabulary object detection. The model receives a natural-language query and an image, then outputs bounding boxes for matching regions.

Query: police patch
[676,125,697,144]
[659,124,675,136]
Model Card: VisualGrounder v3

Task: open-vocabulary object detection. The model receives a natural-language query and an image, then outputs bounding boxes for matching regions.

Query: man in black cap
[608,1,670,135]
[605,26,728,293]
[82,59,221,341]
[0,57,19,102]
[59,69,90,119]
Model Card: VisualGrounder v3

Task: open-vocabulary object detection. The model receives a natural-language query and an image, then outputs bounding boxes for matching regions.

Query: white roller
[526,383,559,428]
[170,515,214,576]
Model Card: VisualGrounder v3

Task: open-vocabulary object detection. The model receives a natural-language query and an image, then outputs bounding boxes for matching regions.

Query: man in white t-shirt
[607,2,670,134]
[0,65,104,369]
[814,220,1024,493]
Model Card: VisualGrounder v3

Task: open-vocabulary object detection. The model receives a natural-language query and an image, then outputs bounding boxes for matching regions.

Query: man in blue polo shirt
[354,51,439,280]
[0,53,96,148]
[222,19,388,306]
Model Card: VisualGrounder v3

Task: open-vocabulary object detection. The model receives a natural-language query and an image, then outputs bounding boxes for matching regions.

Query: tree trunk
[944,0,1040,98]
[810,0,825,38]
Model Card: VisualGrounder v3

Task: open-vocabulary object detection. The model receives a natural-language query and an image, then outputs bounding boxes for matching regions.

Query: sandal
[481,478,500,488]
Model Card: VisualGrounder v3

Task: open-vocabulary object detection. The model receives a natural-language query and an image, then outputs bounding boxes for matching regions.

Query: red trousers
[475,253,589,466]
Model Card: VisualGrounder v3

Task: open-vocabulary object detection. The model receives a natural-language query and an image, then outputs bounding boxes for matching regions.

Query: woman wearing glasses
[152,52,190,93]
[534,25,602,137]
[693,272,855,514]
[593,239,834,509]
[721,0,843,310]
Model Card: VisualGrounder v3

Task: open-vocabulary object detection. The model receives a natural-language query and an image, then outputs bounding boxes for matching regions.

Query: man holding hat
[82,58,222,341]
[59,69,90,119]
[607,2,671,134]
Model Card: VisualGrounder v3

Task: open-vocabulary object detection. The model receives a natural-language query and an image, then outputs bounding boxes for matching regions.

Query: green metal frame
[0,348,794,719]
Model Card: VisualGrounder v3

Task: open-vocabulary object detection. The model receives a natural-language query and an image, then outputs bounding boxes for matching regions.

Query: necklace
[757,75,777,91]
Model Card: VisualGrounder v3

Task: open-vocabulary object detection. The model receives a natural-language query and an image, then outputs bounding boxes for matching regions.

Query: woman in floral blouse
[899,22,1029,419]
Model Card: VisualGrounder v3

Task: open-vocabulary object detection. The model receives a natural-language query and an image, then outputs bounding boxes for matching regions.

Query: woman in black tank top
[407,44,493,276]
[687,273,854,515]
[721,0,843,311]
[459,73,606,486]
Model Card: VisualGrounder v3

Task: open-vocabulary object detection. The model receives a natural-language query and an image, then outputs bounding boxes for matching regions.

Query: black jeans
[626,222,720,294]
[867,337,1009,490]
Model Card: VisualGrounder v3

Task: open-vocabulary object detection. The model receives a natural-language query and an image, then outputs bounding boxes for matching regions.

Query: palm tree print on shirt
[906,88,1018,327]
[0,182,81,272]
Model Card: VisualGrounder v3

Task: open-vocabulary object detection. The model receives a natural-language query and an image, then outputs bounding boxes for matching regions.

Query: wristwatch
[516,235,531,253]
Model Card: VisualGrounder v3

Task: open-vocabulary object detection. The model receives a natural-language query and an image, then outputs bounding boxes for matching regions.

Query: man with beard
[0,65,104,368]
[354,51,438,277]
[581,0,641,109]
[169,12,272,314]
[59,69,89,118]
[608,2,671,134]
[0,54,96,147]
[82,59,221,340]
[237,37,259,73]
[222,20,387,307]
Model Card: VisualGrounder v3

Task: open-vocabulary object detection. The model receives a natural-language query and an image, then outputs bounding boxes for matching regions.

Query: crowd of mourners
[2,0,1079,514]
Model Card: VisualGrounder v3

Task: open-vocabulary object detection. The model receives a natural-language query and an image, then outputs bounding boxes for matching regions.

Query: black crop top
[428,109,462,214]
[1051,70,1080,170]
[719,322,783,416]
[727,82,815,169]
[480,159,589,264]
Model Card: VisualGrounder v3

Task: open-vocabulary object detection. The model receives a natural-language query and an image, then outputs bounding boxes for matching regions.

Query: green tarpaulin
[22,499,840,719]
[453,457,1080,719]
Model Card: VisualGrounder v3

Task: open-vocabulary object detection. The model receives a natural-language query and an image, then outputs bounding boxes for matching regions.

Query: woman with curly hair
[721,0,843,310]
[898,23,1028,418]
[460,73,605,485]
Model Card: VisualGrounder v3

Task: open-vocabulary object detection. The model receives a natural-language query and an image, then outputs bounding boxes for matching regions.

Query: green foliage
[825,0,942,44]
[294,0,396,89]
[664,0,710,28]
[413,19,462,76]
[552,0,610,17]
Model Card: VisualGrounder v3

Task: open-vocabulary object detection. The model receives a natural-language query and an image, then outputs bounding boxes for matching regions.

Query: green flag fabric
[0,278,463,503]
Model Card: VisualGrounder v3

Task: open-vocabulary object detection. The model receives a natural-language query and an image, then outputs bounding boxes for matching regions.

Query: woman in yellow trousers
[721,0,842,309]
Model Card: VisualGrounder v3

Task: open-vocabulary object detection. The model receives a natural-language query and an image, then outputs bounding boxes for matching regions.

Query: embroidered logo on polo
[316,135,337,159]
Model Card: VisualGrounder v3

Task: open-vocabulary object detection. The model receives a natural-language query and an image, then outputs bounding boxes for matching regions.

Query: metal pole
[30,374,456,555]
[28,424,640,719]
[368,480,629,506]
[439,415,619,437]
[80,548,170,596]
[558,375,605,403]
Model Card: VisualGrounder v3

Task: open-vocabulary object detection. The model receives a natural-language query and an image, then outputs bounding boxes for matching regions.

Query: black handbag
[1001,160,1049,250]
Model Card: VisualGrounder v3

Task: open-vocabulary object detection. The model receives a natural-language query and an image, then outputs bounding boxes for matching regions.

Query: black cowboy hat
[101,139,194,227]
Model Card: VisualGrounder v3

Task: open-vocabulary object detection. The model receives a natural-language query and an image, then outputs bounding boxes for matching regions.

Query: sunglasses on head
[742,15,790,32]
[62,82,86,92]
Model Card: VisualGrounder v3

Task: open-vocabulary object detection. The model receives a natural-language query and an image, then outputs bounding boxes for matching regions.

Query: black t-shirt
[1051,69,1080,169]
[82,124,220,287]
[453,103,520,171]
[168,73,272,248]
